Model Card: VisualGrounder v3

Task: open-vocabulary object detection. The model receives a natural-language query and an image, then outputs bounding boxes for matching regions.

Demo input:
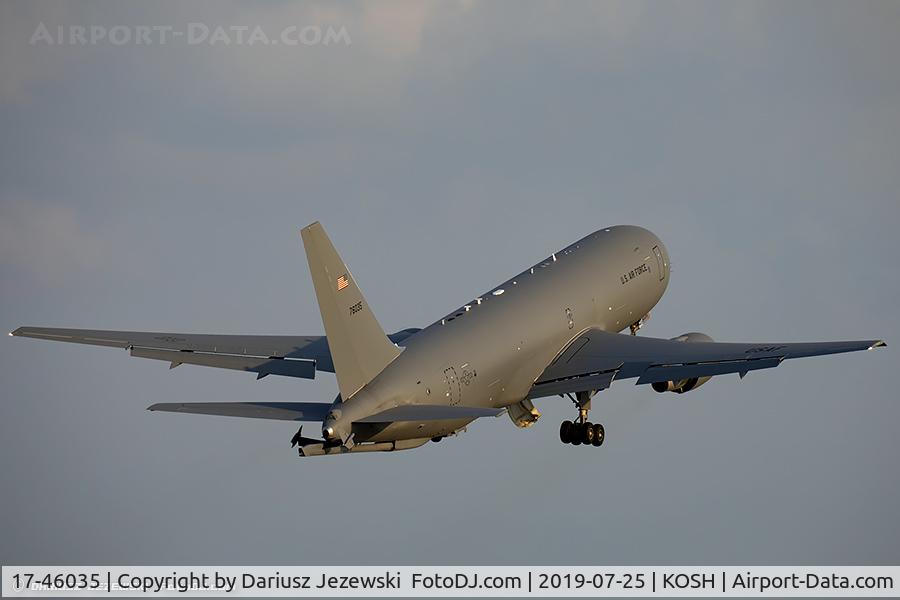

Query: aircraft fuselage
[326,226,670,443]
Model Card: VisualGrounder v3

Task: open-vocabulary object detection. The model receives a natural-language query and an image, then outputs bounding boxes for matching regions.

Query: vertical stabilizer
[300,222,400,400]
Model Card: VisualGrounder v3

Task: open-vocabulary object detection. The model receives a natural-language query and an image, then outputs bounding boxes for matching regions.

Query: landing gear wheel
[571,423,583,445]
[559,420,574,444]
[582,422,595,445]
[591,423,605,446]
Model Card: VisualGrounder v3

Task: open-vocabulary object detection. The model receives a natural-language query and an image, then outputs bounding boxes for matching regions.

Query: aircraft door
[652,246,666,281]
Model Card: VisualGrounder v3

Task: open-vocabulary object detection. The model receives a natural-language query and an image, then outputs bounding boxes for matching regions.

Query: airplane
[10,223,886,457]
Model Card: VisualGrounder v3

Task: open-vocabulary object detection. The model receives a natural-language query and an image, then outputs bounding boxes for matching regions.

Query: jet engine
[507,399,541,427]
[650,332,713,394]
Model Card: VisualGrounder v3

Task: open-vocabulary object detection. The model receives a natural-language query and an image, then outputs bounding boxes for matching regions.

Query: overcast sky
[1,0,898,565]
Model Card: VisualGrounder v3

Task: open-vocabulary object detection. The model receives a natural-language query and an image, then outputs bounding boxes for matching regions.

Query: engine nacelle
[651,332,713,394]
[651,376,710,393]
[507,399,541,428]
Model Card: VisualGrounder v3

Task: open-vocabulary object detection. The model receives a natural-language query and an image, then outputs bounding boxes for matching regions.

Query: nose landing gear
[559,390,605,447]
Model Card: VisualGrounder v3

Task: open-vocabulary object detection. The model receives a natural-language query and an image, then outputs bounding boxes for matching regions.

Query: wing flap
[635,356,784,384]
[147,402,332,421]
[131,346,316,379]
[529,370,619,399]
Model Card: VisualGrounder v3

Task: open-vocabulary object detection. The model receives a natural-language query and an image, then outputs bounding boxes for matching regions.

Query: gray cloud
[0,201,109,284]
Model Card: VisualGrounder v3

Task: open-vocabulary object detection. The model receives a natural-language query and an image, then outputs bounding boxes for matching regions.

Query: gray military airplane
[11,223,886,456]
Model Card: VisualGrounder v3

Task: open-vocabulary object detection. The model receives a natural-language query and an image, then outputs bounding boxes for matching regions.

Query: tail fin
[300,222,400,400]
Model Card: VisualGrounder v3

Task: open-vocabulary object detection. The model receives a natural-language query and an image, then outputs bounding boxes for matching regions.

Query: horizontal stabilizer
[148,402,332,421]
[356,404,504,424]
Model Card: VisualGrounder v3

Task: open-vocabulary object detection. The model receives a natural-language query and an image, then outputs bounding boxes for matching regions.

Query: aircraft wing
[10,326,420,380]
[528,329,886,399]
[145,403,502,424]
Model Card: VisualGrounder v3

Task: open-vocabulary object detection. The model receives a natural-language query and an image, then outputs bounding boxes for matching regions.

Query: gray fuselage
[325,226,670,443]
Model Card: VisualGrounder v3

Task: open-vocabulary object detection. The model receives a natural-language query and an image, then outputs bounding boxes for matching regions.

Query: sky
[1,0,898,565]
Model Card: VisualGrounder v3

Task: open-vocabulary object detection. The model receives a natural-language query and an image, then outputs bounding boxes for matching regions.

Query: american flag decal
[336,274,350,291]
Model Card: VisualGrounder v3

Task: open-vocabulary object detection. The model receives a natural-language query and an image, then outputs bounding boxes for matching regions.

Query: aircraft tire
[582,422,595,445]
[559,420,574,443]
[571,423,583,445]
[591,423,605,447]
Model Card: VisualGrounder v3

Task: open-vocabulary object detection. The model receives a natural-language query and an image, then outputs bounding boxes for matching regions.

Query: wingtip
[869,340,887,350]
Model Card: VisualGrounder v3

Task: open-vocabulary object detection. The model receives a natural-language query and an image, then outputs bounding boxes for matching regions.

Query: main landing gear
[559,419,604,446]
[559,390,605,447]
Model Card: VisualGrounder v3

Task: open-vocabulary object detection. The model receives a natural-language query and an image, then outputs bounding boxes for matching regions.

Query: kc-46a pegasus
[11,223,886,456]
